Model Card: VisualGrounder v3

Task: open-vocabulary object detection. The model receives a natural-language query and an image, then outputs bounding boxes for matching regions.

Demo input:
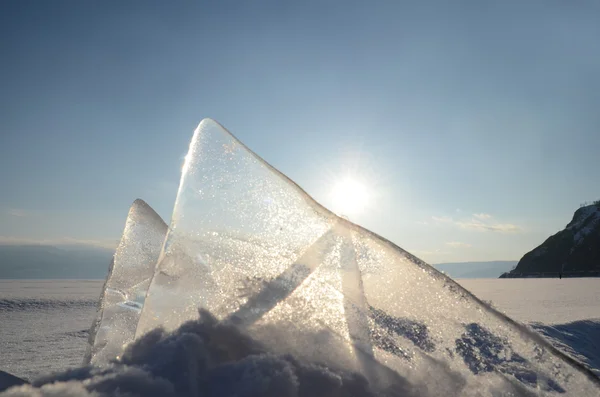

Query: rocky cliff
[500,203,600,278]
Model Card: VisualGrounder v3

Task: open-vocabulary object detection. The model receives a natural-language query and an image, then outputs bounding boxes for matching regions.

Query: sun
[330,177,370,218]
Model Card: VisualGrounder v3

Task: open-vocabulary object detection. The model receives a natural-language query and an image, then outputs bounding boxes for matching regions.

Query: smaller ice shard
[84,199,168,366]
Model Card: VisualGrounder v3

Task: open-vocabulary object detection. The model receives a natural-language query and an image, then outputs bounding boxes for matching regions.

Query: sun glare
[330,177,370,218]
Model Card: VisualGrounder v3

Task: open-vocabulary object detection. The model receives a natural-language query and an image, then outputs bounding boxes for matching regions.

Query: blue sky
[1,1,599,263]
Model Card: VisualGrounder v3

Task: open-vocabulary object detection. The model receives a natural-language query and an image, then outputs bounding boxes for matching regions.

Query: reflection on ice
[84,199,167,366]
[92,119,599,395]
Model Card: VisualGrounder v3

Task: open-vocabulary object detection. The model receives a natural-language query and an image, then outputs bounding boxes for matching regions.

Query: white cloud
[473,213,492,220]
[0,236,118,250]
[427,213,522,233]
[6,208,32,217]
[455,220,521,233]
[445,241,472,248]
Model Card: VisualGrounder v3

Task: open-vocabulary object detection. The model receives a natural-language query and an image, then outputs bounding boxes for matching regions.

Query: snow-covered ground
[461,278,600,377]
[460,278,600,324]
[0,280,99,379]
[0,278,599,381]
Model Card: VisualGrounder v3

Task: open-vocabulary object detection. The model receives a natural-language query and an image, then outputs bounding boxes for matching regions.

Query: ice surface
[2,279,600,388]
[0,280,100,380]
[83,199,167,366]
[131,119,600,395]
[461,278,600,325]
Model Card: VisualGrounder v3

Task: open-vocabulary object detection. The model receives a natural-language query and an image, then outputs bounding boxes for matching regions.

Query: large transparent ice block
[84,199,167,366]
[136,119,600,395]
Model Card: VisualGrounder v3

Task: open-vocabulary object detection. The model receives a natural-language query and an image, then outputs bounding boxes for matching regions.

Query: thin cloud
[445,241,472,248]
[428,213,522,233]
[6,208,32,217]
[473,213,492,220]
[0,236,118,250]
[455,221,521,233]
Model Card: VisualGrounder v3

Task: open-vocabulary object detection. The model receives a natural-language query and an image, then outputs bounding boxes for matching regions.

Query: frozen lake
[1,278,599,381]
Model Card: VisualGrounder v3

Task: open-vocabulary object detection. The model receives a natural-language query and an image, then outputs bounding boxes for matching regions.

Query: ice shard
[84,199,167,366]
[135,119,600,395]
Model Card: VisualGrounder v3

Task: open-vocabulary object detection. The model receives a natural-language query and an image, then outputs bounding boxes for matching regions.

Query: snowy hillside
[503,203,600,277]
